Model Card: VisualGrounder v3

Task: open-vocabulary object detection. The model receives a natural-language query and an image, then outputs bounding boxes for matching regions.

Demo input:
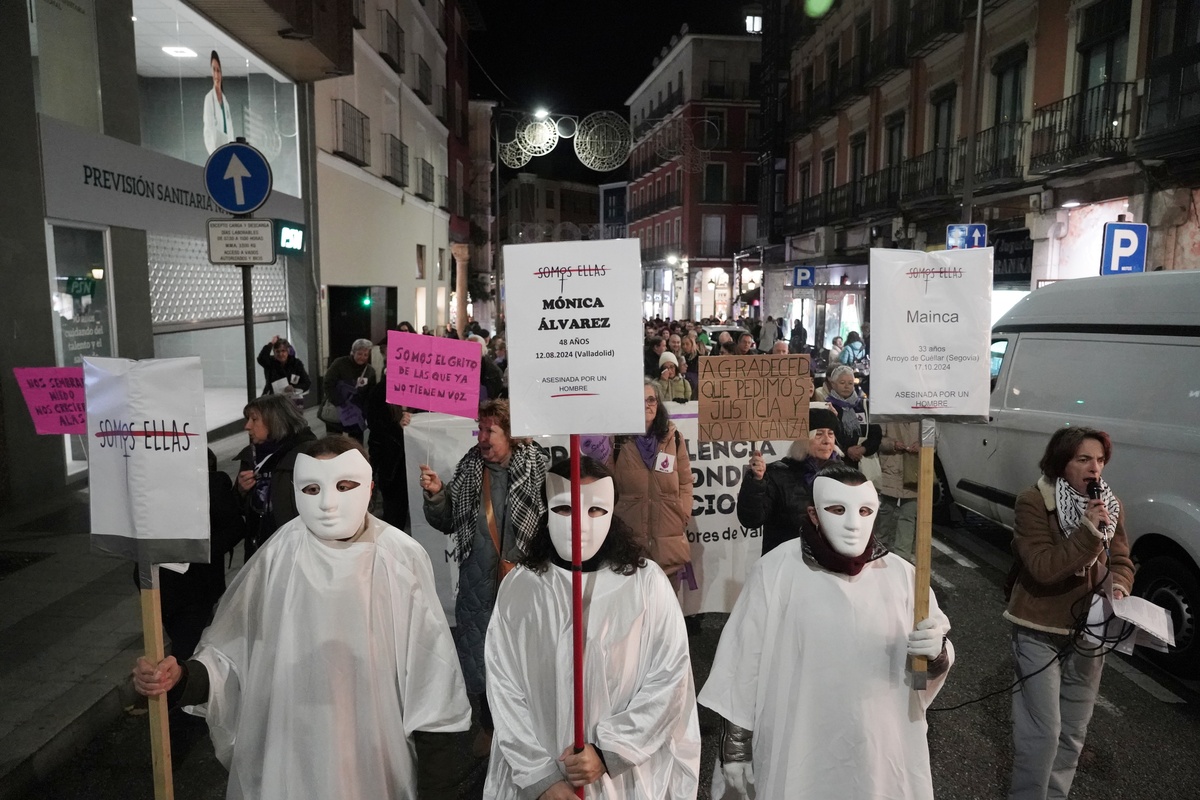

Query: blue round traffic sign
[204,142,273,215]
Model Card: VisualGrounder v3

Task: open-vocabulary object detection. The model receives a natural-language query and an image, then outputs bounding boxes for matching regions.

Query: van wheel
[1134,556,1200,679]
[932,456,955,525]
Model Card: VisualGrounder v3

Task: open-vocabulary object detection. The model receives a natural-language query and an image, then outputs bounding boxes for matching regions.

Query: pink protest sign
[13,367,87,434]
[386,331,482,418]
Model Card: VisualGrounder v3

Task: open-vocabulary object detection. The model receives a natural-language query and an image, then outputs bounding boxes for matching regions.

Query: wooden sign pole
[911,419,936,690]
[138,563,175,799]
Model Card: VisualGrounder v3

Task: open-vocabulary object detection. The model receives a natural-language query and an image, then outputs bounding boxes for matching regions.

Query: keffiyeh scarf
[1055,476,1120,541]
[449,442,548,563]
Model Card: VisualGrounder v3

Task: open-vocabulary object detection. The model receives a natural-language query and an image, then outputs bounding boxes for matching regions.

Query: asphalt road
[17,511,1200,799]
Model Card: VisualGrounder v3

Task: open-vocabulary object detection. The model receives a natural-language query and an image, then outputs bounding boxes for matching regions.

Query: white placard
[503,239,645,436]
[207,219,276,265]
[85,357,210,564]
[869,248,992,420]
[403,405,786,620]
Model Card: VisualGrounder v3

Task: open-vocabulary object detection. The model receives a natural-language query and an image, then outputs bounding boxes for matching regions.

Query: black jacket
[236,426,318,558]
[257,344,311,395]
[737,456,819,556]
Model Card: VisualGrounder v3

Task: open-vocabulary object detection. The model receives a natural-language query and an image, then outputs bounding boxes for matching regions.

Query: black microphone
[1086,479,1107,534]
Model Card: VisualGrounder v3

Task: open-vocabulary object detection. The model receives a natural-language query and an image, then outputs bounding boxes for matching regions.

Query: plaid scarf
[449,442,548,564]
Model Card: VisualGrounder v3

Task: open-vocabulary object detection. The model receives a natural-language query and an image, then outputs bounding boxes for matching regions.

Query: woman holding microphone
[1005,426,1134,800]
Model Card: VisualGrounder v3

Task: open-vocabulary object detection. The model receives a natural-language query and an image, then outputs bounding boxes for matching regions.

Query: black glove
[673,398,688,404]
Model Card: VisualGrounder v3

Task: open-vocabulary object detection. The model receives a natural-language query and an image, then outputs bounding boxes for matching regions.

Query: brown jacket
[1004,478,1135,635]
[611,422,693,575]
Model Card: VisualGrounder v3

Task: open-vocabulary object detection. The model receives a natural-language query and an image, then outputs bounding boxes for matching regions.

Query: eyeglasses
[644,397,658,407]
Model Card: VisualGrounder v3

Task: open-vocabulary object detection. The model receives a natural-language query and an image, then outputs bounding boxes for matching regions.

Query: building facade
[314,0,453,344]
[0,0,348,511]
[625,29,764,322]
[760,0,1200,351]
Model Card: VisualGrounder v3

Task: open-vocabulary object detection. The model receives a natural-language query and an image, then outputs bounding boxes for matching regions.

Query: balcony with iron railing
[1136,50,1200,168]
[907,0,964,58]
[700,80,759,101]
[415,157,435,201]
[633,89,684,139]
[786,82,834,140]
[640,244,675,262]
[383,134,409,188]
[379,10,405,75]
[351,0,366,29]
[414,55,433,104]
[628,190,682,222]
[861,166,903,215]
[332,99,370,167]
[972,121,1028,189]
[865,24,908,87]
[831,54,868,110]
[901,144,962,201]
[1029,82,1136,175]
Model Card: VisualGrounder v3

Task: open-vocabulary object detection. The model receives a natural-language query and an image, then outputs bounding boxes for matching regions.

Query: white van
[936,270,1200,678]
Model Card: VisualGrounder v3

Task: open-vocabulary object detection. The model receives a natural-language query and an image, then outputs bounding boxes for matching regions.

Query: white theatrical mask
[812,476,880,557]
[293,450,374,540]
[545,473,615,562]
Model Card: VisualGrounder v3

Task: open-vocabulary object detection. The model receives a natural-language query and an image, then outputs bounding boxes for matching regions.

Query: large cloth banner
[869,247,992,420]
[85,357,209,563]
[402,404,791,620]
[385,330,481,417]
[503,239,645,436]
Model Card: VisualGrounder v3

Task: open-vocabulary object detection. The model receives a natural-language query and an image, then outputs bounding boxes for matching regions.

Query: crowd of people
[128,313,1128,800]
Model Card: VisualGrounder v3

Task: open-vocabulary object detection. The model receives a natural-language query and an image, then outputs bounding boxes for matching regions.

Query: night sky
[467,0,754,182]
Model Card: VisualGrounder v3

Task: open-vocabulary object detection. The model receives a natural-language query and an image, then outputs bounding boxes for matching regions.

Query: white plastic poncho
[484,563,701,799]
[187,515,471,800]
[698,541,953,800]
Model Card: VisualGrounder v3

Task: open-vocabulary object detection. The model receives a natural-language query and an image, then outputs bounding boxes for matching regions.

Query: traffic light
[361,294,372,308]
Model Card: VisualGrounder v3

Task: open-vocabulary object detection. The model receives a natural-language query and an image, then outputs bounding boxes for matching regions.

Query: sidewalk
[0,411,326,800]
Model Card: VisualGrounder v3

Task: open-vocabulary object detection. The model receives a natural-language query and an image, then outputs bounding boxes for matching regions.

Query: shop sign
[992,228,1033,284]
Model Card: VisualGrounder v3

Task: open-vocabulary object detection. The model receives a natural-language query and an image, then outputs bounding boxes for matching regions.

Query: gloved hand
[907,616,948,659]
[722,761,755,800]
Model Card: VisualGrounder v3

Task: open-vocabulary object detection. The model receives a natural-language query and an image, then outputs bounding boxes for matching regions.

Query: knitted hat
[809,402,839,433]
[659,352,679,368]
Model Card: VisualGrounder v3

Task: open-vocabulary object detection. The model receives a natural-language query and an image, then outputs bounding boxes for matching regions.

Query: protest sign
[13,366,86,434]
[869,247,992,420]
[697,355,812,443]
[386,331,482,418]
[503,239,644,436]
[402,404,787,619]
[85,357,209,564]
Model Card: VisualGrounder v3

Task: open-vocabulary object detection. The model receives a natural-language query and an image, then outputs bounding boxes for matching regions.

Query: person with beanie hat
[736,403,843,556]
[654,351,692,402]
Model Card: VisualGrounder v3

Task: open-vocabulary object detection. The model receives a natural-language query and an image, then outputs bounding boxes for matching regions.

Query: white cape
[484,562,701,799]
[698,543,953,800]
[187,515,471,800]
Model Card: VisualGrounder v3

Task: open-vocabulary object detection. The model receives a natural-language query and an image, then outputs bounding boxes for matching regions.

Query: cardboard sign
[386,331,482,418]
[85,357,210,564]
[697,355,813,443]
[869,248,992,420]
[402,404,787,620]
[13,366,87,434]
[503,239,644,436]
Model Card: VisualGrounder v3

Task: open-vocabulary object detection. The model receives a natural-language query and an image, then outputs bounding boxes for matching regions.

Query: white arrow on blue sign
[947,223,987,250]
[204,142,273,215]
[1100,222,1148,275]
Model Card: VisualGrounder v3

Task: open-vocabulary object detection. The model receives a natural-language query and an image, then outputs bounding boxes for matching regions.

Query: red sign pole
[569,434,585,798]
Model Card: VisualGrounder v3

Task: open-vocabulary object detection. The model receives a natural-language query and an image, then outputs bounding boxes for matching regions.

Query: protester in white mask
[132,436,470,799]
[484,457,701,800]
[700,464,953,800]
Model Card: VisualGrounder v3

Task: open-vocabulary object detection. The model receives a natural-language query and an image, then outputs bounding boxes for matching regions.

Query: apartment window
[438,248,445,281]
[703,110,727,148]
[674,218,681,243]
[798,163,812,200]
[1079,6,1129,90]
[744,164,760,203]
[703,163,726,202]
[745,14,762,33]
[931,84,957,150]
[701,214,725,256]
[993,47,1027,124]
[821,148,836,192]
[416,244,426,279]
[825,42,840,89]
[545,189,555,209]
[708,60,727,94]
[746,112,761,149]
[885,112,905,166]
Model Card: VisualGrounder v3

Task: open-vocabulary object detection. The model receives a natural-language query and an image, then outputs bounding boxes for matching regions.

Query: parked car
[936,270,1200,678]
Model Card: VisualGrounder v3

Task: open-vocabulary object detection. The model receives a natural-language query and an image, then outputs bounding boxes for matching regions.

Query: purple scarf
[634,433,661,470]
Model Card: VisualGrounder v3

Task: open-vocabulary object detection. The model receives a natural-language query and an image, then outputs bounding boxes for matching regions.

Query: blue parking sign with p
[1100,222,1148,275]
[792,267,815,287]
